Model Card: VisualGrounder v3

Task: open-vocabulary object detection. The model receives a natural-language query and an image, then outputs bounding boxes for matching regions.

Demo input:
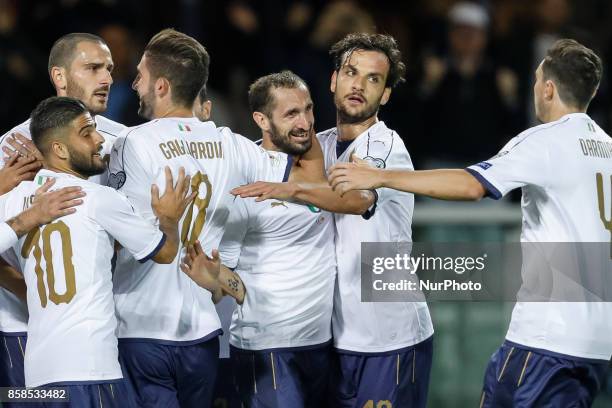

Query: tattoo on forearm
[227,276,241,292]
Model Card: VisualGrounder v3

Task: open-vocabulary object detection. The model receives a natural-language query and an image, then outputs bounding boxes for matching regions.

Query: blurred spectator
[0,0,48,130]
[98,23,143,126]
[291,0,376,131]
[416,2,521,167]
[4,0,612,151]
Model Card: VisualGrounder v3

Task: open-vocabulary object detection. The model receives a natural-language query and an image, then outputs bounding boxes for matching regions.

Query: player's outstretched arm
[150,166,197,264]
[0,257,26,301]
[5,178,85,238]
[329,158,486,201]
[180,242,246,304]
[231,181,375,215]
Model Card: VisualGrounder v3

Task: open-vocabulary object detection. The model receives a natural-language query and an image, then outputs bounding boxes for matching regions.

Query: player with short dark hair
[109,29,322,408]
[221,70,335,407]
[233,32,434,408]
[0,96,192,407]
[328,38,611,407]
[0,32,127,390]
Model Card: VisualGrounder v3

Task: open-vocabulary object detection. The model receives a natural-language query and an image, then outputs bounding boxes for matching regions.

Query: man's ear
[201,100,212,121]
[544,79,557,103]
[330,71,337,94]
[51,140,69,160]
[155,77,170,99]
[252,111,270,132]
[380,87,392,106]
[50,67,67,93]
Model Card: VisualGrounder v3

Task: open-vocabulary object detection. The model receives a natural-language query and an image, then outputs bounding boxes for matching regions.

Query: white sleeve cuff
[0,222,19,253]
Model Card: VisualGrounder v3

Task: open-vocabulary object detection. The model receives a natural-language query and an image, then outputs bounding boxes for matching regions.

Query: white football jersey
[0,115,125,185]
[219,150,335,350]
[318,121,434,353]
[109,117,290,343]
[0,115,126,335]
[0,169,163,387]
[0,222,17,253]
[467,112,612,360]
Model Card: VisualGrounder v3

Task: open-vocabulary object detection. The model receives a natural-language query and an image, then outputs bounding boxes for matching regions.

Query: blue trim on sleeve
[362,190,379,220]
[282,155,294,182]
[465,168,503,200]
[138,233,167,263]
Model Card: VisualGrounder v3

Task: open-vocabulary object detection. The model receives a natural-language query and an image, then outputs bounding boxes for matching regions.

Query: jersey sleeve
[108,132,156,222]
[0,222,18,254]
[92,188,164,262]
[466,132,551,199]
[218,197,249,269]
[229,130,291,184]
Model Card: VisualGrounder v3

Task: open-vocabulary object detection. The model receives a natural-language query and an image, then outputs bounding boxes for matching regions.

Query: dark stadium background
[2,0,611,406]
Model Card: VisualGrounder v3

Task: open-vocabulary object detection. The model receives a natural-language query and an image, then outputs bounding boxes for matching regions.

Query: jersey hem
[503,337,612,362]
[229,338,332,353]
[28,375,122,388]
[41,378,123,387]
[118,328,222,346]
[334,333,434,356]
[0,331,27,337]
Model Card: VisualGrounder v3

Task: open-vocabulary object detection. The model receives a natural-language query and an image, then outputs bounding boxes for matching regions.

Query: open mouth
[290,132,309,143]
[347,94,365,104]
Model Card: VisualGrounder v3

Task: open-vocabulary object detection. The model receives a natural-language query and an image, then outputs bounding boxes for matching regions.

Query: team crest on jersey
[475,161,492,170]
[363,156,386,169]
[108,171,126,189]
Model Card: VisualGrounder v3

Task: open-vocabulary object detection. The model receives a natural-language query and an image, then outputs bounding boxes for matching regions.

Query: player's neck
[44,163,88,180]
[543,105,585,123]
[154,104,194,119]
[260,135,279,153]
[336,114,378,141]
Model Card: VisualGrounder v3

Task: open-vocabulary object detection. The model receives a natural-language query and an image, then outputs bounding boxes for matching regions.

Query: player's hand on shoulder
[180,241,221,293]
[0,151,42,194]
[2,132,44,163]
[151,166,197,223]
[29,178,86,224]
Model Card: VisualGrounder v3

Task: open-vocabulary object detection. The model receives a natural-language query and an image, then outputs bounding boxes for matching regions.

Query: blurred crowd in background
[2,0,612,169]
